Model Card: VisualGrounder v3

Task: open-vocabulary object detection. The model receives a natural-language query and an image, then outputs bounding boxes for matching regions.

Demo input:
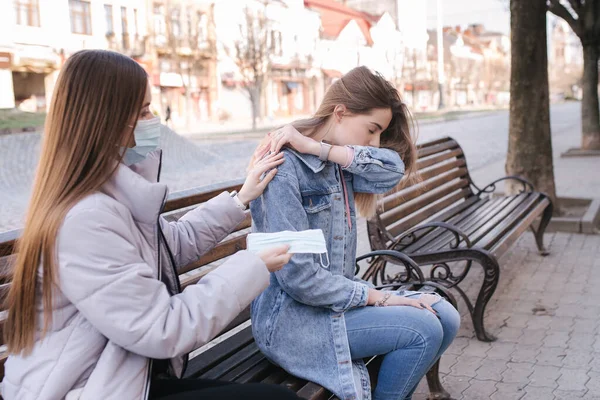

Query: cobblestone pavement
[405,231,600,400]
[0,102,581,233]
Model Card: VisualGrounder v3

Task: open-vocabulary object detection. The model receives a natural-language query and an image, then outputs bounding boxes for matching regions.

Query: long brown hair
[252,66,418,217]
[5,50,148,354]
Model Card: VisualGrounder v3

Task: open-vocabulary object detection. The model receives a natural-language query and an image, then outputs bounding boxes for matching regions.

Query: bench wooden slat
[490,197,551,258]
[416,148,464,170]
[380,179,470,227]
[0,230,19,259]
[184,325,254,378]
[416,139,460,159]
[261,368,290,385]
[163,180,244,212]
[388,188,472,238]
[425,195,527,252]
[218,350,266,382]
[381,167,469,212]
[296,383,331,400]
[417,136,453,149]
[235,359,275,383]
[466,193,539,248]
[199,342,260,380]
[407,159,467,190]
[281,375,309,393]
[472,194,543,250]
[406,196,509,254]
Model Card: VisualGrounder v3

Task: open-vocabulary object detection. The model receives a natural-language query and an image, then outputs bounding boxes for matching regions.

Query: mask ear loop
[319,252,330,268]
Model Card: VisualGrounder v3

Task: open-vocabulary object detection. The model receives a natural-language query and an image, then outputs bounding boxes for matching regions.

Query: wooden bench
[0,179,458,399]
[364,136,553,342]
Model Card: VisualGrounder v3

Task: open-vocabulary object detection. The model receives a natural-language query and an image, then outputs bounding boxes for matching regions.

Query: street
[0,102,582,233]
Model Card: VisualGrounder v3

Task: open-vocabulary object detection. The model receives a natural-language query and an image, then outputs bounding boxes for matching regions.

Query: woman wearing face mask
[2,50,301,400]
[248,67,461,400]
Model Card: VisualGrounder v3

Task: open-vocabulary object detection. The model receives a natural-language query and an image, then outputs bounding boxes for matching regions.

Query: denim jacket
[250,146,405,400]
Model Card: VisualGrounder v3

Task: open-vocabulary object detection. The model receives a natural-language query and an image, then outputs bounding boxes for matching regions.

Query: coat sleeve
[57,208,269,359]
[344,146,405,194]
[159,192,246,269]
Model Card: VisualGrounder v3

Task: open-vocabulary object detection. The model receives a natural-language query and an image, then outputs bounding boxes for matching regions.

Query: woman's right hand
[258,245,293,272]
[367,289,438,315]
[237,152,285,206]
[269,124,320,155]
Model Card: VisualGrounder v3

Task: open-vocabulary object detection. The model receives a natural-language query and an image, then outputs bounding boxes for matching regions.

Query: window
[270,30,282,56]
[197,12,207,43]
[133,8,138,36]
[170,7,180,38]
[69,0,91,35]
[104,4,113,35]
[15,0,40,27]
[121,6,129,49]
[153,3,165,36]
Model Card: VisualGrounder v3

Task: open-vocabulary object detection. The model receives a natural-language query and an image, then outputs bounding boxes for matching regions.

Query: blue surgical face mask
[122,116,161,166]
[247,229,330,268]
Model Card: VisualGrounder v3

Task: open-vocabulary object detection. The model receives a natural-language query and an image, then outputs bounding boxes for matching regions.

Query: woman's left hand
[269,124,320,155]
[237,151,285,206]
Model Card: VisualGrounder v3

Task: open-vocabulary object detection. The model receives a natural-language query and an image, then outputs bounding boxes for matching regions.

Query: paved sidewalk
[408,231,600,400]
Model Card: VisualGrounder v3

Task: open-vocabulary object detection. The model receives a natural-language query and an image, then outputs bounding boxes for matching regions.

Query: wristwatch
[229,190,247,210]
[319,141,333,162]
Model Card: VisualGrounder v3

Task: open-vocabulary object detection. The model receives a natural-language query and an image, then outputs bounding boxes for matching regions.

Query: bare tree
[548,0,600,150]
[154,0,217,128]
[231,4,271,131]
[483,53,510,104]
[506,0,558,207]
[402,47,421,108]
[160,1,217,129]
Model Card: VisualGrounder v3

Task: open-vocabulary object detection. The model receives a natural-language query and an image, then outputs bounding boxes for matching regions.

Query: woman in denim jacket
[249,67,461,400]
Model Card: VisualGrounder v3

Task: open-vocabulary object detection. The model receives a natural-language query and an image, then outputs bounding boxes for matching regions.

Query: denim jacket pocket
[265,289,286,347]
[302,194,332,214]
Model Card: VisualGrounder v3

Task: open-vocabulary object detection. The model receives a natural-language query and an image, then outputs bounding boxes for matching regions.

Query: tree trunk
[581,43,600,150]
[506,0,558,209]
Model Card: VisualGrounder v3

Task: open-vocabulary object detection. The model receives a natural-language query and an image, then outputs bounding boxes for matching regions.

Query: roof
[304,0,375,45]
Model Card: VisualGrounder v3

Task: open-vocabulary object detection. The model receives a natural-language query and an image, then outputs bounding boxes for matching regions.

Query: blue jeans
[345,292,460,400]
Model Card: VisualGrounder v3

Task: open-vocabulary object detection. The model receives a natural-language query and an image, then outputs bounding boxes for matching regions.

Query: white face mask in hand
[247,229,330,268]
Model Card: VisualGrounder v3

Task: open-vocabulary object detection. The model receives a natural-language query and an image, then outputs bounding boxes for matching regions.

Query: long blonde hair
[5,50,148,354]
[251,66,418,217]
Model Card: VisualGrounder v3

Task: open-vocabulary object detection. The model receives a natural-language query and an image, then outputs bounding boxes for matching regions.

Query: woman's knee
[410,311,445,349]
[433,299,461,338]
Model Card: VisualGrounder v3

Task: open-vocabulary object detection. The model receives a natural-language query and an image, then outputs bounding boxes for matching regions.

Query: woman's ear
[333,104,347,123]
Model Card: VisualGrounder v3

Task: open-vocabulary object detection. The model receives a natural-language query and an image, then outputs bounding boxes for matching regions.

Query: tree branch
[548,0,583,37]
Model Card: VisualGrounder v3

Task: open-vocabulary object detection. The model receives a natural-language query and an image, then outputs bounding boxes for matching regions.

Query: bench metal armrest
[472,175,535,196]
[356,250,425,284]
[389,221,472,251]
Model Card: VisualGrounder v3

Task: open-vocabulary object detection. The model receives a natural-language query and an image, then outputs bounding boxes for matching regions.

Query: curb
[182,109,507,140]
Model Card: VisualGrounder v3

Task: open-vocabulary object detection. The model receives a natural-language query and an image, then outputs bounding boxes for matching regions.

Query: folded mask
[247,229,330,268]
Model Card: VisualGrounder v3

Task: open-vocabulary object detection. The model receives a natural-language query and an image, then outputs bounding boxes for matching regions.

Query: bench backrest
[367,137,475,249]
[0,179,248,380]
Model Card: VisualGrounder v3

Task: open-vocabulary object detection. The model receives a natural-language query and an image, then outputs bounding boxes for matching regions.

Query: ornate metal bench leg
[426,359,454,400]
[533,201,553,256]
[472,253,500,342]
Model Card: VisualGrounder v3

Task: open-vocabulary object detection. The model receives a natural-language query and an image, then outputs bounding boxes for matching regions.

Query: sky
[426,0,510,34]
